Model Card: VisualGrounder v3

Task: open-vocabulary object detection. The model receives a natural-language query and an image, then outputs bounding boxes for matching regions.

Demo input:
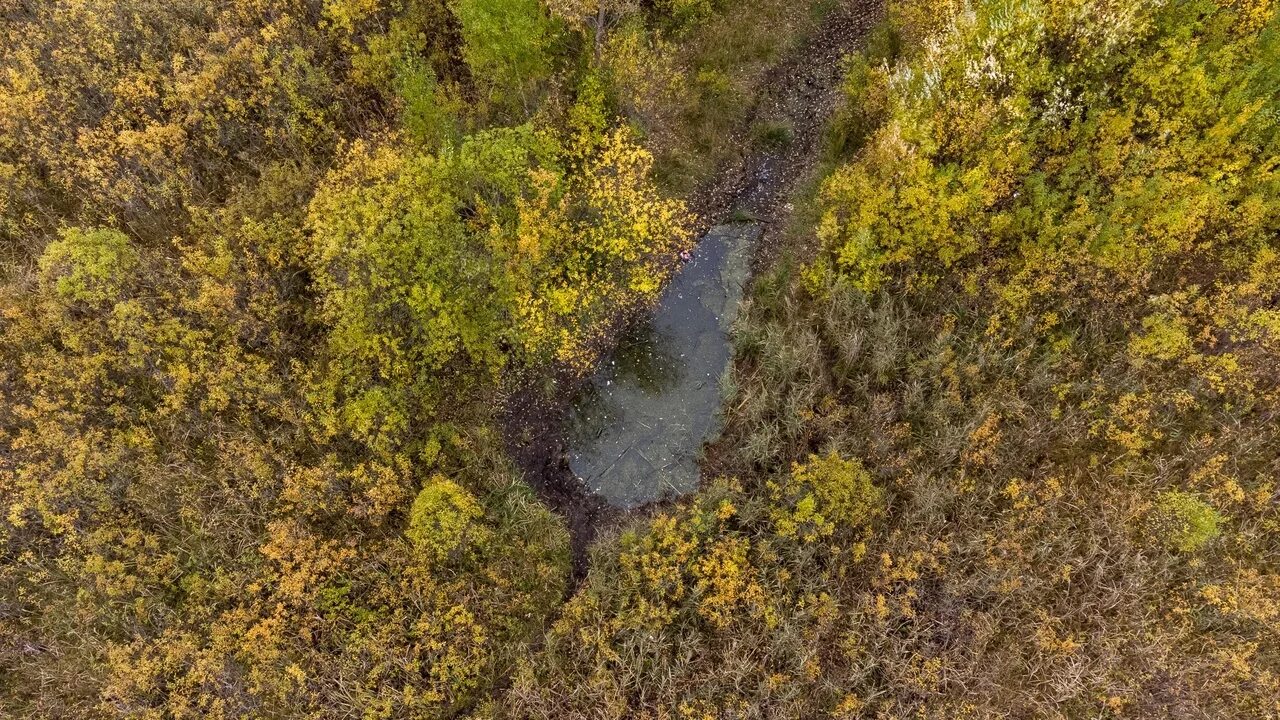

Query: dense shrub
[504,459,885,717]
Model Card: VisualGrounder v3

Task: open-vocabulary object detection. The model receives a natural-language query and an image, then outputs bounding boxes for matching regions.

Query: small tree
[543,0,638,62]
[452,0,557,112]
[407,475,490,565]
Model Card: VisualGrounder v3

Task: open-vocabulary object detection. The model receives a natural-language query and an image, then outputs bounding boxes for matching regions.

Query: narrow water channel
[566,223,761,508]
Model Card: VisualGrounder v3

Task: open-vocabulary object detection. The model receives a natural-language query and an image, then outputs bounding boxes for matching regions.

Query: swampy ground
[503,0,885,576]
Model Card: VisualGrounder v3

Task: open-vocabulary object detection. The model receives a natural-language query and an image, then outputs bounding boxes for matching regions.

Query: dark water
[567,223,761,508]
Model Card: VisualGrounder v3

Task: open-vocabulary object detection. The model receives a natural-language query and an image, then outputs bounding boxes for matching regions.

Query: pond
[566,223,762,508]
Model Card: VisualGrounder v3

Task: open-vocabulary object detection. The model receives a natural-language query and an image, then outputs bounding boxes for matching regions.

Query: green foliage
[397,59,464,149]
[1150,491,1223,553]
[771,453,884,542]
[305,122,689,455]
[37,227,137,306]
[818,0,1280,297]
[566,71,610,144]
[826,52,890,158]
[752,119,795,149]
[408,475,490,563]
[658,0,716,29]
[591,0,834,193]
[305,128,548,450]
[451,0,558,110]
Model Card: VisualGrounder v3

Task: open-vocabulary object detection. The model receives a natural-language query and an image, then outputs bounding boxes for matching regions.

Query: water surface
[567,223,761,508]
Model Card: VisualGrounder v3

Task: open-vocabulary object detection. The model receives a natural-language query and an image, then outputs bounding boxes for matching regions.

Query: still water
[567,223,761,508]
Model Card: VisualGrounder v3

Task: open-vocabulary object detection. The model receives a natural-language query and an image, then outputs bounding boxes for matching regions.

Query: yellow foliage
[771,453,884,542]
[407,475,490,565]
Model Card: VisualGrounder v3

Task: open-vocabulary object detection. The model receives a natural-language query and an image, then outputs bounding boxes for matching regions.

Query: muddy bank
[503,0,885,578]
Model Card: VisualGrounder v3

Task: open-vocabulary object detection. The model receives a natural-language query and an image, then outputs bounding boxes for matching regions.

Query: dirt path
[505,0,885,581]
[687,0,885,259]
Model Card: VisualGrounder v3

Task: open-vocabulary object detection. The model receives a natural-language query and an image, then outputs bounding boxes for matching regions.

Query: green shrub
[451,0,557,110]
[659,0,716,29]
[37,227,137,306]
[1149,491,1223,553]
[397,60,463,149]
[772,452,885,541]
[753,119,795,149]
[407,475,490,563]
